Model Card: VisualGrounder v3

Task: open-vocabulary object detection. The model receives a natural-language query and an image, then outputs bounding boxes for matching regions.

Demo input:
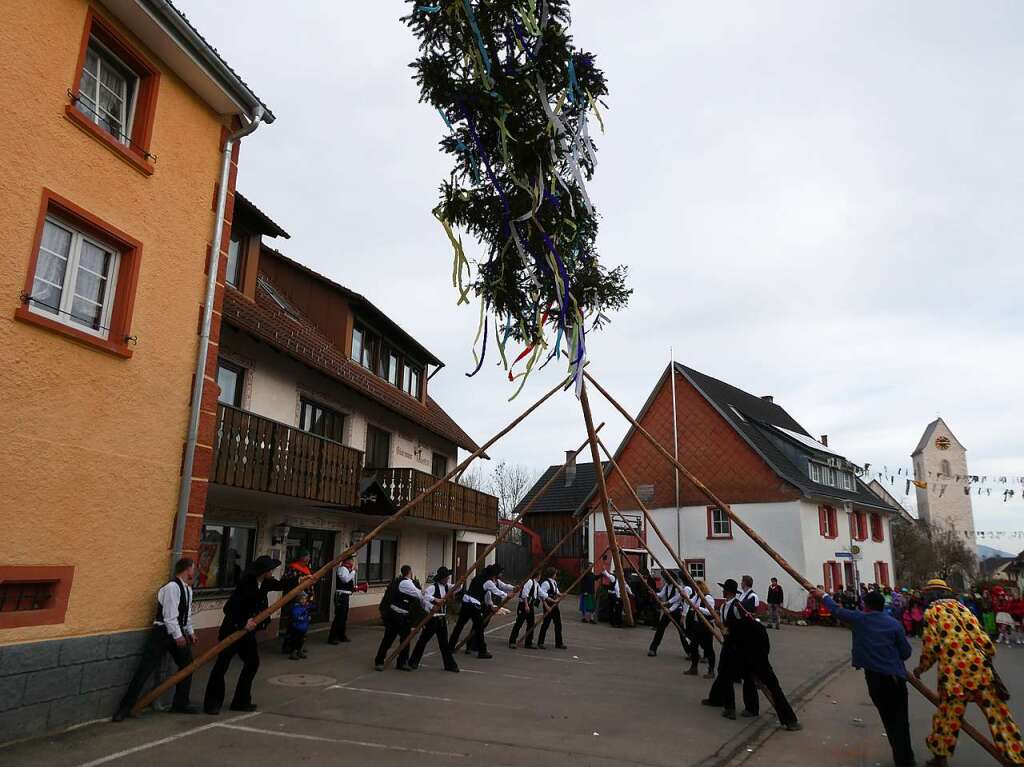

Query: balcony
[213,405,363,507]
[365,467,499,532]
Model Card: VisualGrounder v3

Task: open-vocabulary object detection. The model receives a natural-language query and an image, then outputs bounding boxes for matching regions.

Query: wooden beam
[579,383,634,626]
[130,373,566,715]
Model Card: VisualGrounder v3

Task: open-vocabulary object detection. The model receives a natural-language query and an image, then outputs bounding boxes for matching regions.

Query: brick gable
[602,370,800,511]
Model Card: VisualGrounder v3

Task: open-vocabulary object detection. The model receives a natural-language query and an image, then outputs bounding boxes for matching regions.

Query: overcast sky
[179,1,1023,543]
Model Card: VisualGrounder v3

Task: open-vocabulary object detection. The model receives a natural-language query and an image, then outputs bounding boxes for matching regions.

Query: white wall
[587,499,898,611]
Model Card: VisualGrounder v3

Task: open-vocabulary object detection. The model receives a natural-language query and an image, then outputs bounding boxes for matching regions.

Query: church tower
[912,418,976,555]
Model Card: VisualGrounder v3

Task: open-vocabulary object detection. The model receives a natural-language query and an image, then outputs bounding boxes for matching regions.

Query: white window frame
[79,37,140,145]
[687,561,706,582]
[710,507,732,538]
[30,216,120,340]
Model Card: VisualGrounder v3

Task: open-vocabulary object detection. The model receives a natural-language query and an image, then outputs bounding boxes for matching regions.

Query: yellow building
[0,0,272,741]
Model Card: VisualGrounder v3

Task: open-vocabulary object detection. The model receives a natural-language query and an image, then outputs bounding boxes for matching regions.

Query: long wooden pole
[459,511,591,651]
[131,374,566,714]
[384,427,602,666]
[596,436,725,636]
[586,371,1012,766]
[615,545,687,636]
[579,383,634,626]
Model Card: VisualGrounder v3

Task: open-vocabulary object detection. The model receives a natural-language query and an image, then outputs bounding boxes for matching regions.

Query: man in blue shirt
[814,587,915,767]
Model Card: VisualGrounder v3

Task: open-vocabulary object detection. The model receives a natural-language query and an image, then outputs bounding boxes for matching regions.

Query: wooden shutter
[819,506,827,537]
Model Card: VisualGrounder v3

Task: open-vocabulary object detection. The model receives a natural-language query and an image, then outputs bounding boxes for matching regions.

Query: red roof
[222,280,482,453]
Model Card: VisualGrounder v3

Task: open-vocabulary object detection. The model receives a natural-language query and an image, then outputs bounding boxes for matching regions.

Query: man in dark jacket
[766,578,784,630]
[815,587,915,766]
[203,555,284,714]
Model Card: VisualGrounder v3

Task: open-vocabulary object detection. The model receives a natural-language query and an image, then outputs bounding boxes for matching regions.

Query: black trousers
[865,670,915,766]
[204,626,259,712]
[375,610,411,666]
[117,627,193,714]
[450,603,488,656]
[708,641,759,713]
[286,627,306,654]
[410,616,457,669]
[509,603,536,646]
[539,605,564,646]
[328,592,350,641]
[686,616,716,672]
[610,595,623,626]
[650,609,687,653]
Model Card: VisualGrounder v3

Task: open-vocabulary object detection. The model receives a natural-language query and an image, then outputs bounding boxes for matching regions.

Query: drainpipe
[170,107,266,574]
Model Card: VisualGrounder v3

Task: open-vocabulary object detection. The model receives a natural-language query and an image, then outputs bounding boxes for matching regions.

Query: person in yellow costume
[913,578,1024,766]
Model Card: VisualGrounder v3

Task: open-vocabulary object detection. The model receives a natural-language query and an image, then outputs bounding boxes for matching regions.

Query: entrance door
[455,541,471,580]
[285,528,336,623]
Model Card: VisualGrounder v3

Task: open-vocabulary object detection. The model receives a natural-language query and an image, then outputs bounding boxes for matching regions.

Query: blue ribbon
[462,0,492,77]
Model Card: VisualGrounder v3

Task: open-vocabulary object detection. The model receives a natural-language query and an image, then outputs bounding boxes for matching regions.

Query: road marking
[327,685,521,709]
[506,652,595,665]
[214,723,467,758]
[73,712,260,767]
[417,664,537,680]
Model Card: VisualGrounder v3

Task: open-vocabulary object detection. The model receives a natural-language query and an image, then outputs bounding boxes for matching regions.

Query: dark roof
[259,246,442,367]
[222,279,481,453]
[147,0,274,121]
[674,364,899,513]
[979,556,1015,579]
[516,462,608,517]
[867,480,916,524]
[912,417,966,456]
[235,193,289,239]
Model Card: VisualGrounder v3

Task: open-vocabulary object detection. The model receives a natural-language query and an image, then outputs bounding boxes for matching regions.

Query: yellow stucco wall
[0,0,232,644]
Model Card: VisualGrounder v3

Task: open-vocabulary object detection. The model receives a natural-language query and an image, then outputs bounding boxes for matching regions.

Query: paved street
[2,617,1020,767]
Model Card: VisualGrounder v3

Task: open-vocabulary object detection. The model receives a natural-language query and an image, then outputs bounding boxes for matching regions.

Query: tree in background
[458,460,539,519]
[892,518,977,588]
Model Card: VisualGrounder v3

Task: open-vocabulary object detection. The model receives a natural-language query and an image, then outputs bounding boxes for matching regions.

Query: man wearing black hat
[408,566,459,672]
[703,578,800,730]
[204,555,284,715]
[451,564,510,659]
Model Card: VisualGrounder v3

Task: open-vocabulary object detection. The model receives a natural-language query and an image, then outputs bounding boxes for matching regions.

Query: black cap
[718,578,739,594]
[248,555,281,576]
[435,566,452,580]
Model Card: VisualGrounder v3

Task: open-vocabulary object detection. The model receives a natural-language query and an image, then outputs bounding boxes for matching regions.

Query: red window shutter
[828,507,837,539]
[849,513,856,539]
[823,562,832,592]
[881,563,890,587]
[819,506,827,537]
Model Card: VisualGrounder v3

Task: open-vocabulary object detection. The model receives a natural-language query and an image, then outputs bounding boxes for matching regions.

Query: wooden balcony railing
[366,467,499,532]
[213,404,363,507]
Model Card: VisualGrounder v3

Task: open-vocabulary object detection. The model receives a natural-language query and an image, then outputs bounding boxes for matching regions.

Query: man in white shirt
[537,567,567,649]
[608,569,632,627]
[328,557,357,644]
[451,565,511,659]
[509,575,541,649]
[739,575,760,613]
[113,558,198,721]
[408,566,459,672]
[374,565,422,671]
[647,574,689,657]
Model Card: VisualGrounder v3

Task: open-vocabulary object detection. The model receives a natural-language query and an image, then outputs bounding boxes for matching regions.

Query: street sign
[835,552,854,559]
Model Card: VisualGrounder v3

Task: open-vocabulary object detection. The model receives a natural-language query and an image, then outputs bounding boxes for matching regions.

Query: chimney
[564,450,577,487]
[820,434,828,447]
[761,395,773,403]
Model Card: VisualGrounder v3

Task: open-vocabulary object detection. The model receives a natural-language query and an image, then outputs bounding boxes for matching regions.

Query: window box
[66,10,160,176]
[0,566,75,629]
[15,189,141,358]
[706,507,732,539]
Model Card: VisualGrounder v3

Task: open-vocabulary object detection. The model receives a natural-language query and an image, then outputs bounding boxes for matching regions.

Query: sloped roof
[674,364,898,513]
[235,193,289,239]
[979,556,1015,579]
[912,417,966,456]
[222,280,481,453]
[516,461,608,517]
[868,480,916,524]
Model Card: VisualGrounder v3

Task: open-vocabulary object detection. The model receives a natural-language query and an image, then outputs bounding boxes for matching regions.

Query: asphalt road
[0,617,873,767]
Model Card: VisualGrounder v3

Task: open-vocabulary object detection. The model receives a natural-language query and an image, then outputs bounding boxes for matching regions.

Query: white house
[190,194,498,645]
[585,363,901,612]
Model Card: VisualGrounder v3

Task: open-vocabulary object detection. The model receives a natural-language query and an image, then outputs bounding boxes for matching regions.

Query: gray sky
[179,1,1023,542]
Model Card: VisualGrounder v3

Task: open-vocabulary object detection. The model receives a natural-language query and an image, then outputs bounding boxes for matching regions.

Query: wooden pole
[586,371,1012,766]
[614,545,687,636]
[457,511,590,651]
[384,427,602,666]
[579,383,634,626]
[596,436,725,636]
[131,374,566,715]
[609,504,721,642]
